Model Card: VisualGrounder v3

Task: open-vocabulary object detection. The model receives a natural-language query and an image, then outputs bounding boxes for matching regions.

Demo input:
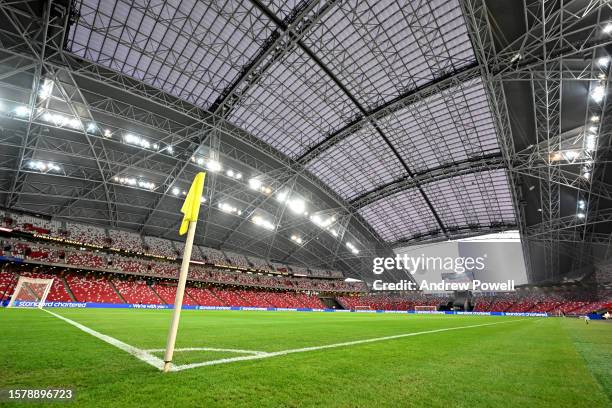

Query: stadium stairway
[148,282,166,304]
[60,275,77,302]
[208,287,227,305]
[109,279,127,304]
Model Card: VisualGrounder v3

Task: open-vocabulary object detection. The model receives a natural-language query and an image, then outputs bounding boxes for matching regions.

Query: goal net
[414,305,437,312]
[7,277,53,309]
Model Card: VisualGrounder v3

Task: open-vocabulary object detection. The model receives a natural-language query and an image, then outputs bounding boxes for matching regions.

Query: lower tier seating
[1,266,610,315]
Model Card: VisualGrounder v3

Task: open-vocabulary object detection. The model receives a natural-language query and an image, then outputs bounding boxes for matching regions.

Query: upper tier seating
[289,264,308,275]
[174,241,206,262]
[66,251,105,269]
[111,256,148,274]
[144,236,176,258]
[246,256,271,271]
[5,213,61,236]
[199,246,227,265]
[66,223,108,247]
[109,229,144,252]
[223,250,250,268]
[270,262,288,273]
[150,262,179,278]
[309,268,330,277]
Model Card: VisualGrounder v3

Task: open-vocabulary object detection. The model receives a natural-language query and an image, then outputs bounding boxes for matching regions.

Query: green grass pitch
[1,309,611,407]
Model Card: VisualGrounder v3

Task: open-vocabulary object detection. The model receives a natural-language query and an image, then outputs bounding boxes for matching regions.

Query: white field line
[171,318,531,372]
[146,347,267,355]
[43,309,532,373]
[43,309,164,370]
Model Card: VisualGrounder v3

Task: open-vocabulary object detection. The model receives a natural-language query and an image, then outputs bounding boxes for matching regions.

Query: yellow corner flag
[179,172,206,235]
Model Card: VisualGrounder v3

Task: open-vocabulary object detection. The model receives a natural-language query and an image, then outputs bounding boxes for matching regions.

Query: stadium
[1,0,611,406]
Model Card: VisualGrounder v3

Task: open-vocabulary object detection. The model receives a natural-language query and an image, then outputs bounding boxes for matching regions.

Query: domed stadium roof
[0,0,610,283]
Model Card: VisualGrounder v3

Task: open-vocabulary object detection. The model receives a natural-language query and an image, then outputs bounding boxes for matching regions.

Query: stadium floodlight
[577,213,586,219]
[125,133,151,149]
[137,180,156,190]
[290,235,303,244]
[591,85,606,103]
[14,105,30,117]
[287,198,306,214]
[7,277,54,308]
[346,242,359,254]
[583,171,591,179]
[604,23,612,34]
[28,160,61,172]
[598,57,610,67]
[249,178,262,190]
[226,169,242,180]
[39,78,54,100]
[104,129,112,138]
[585,134,597,151]
[172,187,180,196]
[207,160,221,172]
[86,122,97,133]
[252,215,275,230]
[167,145,174,154]
[42,111,82,129]
[563,150,579,160]
[218,202,240,215]
[578,200,586,210]
[591,115,600,122]
[310,214,335,228]
[276,191,288,203]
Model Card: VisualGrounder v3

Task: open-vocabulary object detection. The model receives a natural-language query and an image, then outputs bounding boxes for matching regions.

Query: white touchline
[43,309,532,373]
[43,309,165,370]
[146,347,268,355]
[171,318,532,372]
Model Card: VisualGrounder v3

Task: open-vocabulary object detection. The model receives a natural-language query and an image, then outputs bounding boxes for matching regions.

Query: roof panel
[358,189,439,242]
[303,0,475,109]
[422,169,516,228]
[378,78,499,173]
[306,124,407,200]
[229,47,357,157]
[68,0,275,109]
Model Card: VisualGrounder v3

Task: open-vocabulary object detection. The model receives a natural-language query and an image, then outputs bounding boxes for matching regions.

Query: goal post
[414,305,437,312]
[7,277,54,309]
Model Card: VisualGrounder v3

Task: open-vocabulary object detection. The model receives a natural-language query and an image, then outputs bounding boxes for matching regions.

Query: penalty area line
[43,309,165,370]
[171,318,533,372]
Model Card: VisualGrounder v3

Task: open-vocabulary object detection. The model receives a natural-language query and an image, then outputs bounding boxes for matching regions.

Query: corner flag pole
[163,172,205,372]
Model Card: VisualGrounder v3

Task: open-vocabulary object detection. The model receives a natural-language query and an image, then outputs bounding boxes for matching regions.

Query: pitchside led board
[395,233,528,293]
